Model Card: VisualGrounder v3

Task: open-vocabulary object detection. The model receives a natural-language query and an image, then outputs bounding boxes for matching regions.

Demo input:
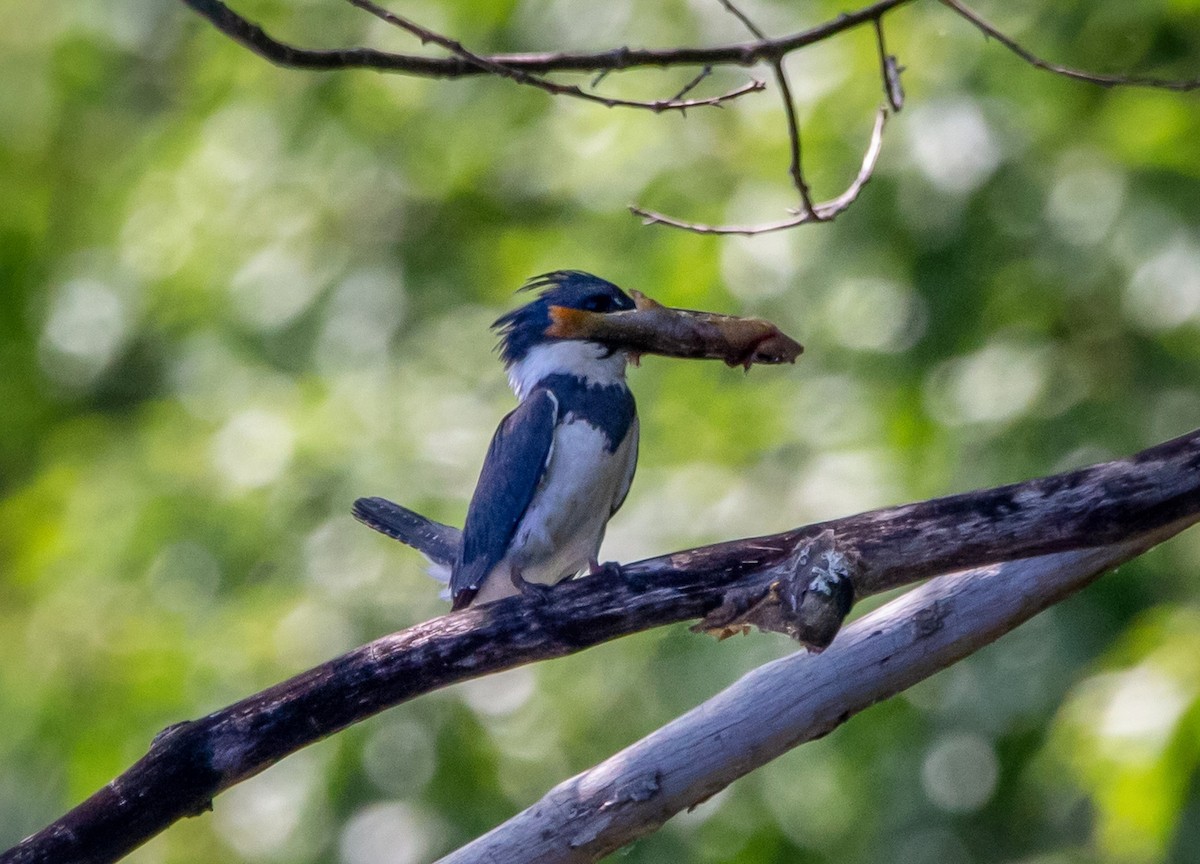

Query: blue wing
[451,388,558,609]
[610,416,639,517]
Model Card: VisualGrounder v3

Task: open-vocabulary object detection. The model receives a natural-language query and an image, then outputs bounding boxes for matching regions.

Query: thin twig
[630,106,887,235]
[717,0,766,40]
[716,0,818,218]
[773,60,818,218]
[941,0,1200,91]
[668,66,714,103]
[873,17,904,111]
[347,0,764,112]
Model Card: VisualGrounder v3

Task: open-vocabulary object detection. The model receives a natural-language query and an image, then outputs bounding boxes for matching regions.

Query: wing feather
[610,416,639,516]
[450,389,558,609]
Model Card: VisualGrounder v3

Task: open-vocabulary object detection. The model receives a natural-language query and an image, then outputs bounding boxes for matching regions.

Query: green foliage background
[2,0,1200,861]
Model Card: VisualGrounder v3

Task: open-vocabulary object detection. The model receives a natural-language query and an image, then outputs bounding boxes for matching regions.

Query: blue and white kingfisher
[450,271,641,610]
[353,270,801,609]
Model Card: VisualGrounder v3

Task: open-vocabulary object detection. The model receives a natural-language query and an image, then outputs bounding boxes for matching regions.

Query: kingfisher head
[492,269,804,399]
[494,271,636,368]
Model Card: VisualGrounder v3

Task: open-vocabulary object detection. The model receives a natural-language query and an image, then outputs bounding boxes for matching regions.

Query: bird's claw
[510,570,555,604]
[588,560,624,580]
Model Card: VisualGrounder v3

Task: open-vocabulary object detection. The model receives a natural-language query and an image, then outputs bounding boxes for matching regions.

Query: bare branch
[5,427,1200,863]
[437,532,1183,863]
[178,0,918,76]
[182,0,1199,92]
[630,106,888,235]
[345,0,765,112]
[177,0,1200,234]
[941,0,1200,91]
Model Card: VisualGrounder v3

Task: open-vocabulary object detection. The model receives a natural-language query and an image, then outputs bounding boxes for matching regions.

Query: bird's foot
[588,559,623,580]
[591,559,651,592]
[510,570,555,604]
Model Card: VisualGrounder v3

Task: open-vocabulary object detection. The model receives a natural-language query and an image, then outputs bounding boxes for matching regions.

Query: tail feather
[352,496,462,589]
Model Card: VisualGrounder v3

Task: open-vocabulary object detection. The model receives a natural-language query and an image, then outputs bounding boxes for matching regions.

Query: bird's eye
[582,294,614,312]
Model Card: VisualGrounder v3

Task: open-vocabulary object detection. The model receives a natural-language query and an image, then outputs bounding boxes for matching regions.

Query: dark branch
[773,60,819,219]
[941,0,1200,91]
[716,0,820,219]
[178,0,918,76]
[179,0,1199,92]
[8,428,1194,864]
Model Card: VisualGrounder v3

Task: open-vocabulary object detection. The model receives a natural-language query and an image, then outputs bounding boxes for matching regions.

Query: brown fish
[545,290,803,370]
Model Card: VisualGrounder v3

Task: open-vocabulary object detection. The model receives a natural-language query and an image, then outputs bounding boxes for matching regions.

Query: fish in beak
[544,290,803,370]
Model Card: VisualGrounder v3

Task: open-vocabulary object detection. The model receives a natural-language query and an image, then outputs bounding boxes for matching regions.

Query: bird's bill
[544,290,803,370]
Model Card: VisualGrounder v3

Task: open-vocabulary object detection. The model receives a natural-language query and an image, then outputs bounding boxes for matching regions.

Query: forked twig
[348,0,765,112]
[668,66,715,103]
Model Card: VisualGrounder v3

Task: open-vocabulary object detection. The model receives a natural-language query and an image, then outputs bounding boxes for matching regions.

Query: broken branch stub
[694,529,857,650]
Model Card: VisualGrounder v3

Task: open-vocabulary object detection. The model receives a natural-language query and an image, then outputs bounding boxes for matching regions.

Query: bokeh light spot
[921,732,999,813]
[339,802,435,864]
[824,277,926,353]
[924,340,1050,427]
[210,409,295,490]
[459,667,537,718]
[38,278,129,388]
[1123,237,1200,331]
[907,98,1001,194]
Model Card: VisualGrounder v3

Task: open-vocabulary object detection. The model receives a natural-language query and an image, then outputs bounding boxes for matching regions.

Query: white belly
[472,416,638,604]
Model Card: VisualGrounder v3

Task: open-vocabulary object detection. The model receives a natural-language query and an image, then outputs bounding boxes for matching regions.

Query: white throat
[508,341,628,400]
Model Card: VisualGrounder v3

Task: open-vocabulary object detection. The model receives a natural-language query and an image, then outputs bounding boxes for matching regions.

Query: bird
[450,271,641,610]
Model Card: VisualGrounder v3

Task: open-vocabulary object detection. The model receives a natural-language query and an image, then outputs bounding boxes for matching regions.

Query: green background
[2,0,1200,861]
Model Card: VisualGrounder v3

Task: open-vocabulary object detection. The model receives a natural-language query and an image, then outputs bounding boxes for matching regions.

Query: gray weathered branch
[436,526,1189,863]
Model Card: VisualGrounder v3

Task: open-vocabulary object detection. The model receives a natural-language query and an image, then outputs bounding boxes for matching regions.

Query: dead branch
[6,427,1196,863]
